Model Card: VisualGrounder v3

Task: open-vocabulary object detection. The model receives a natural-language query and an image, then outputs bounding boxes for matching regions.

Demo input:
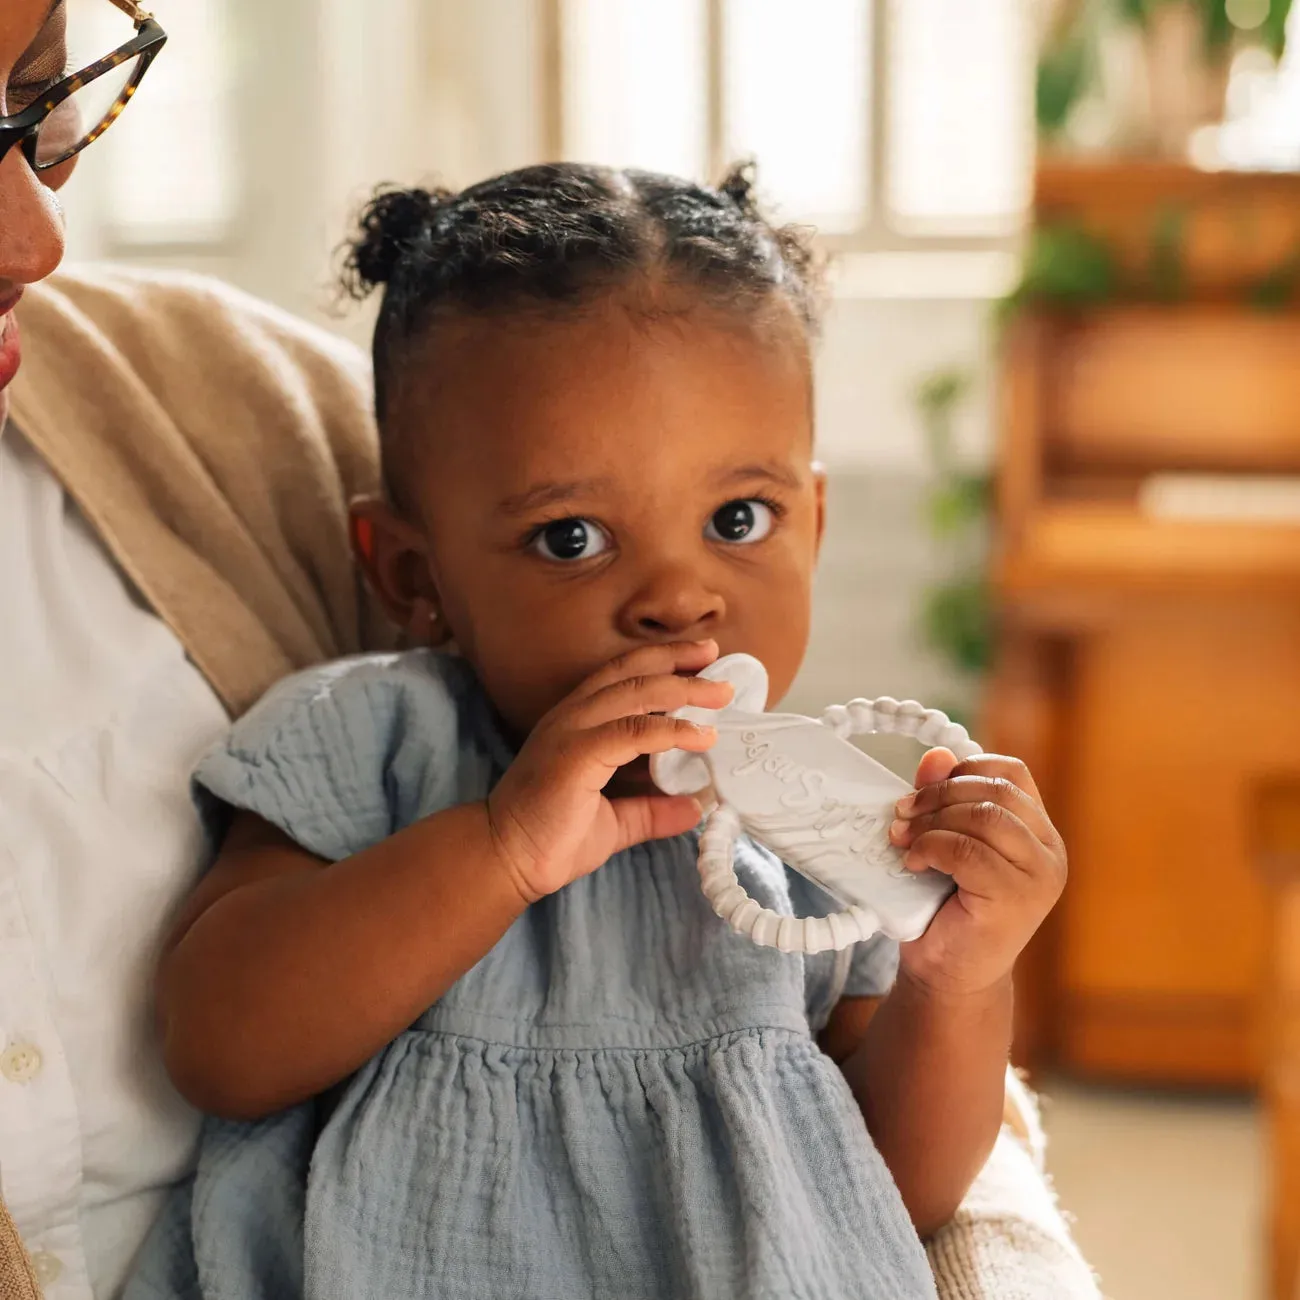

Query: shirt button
[30,1250,62,1285]
[0,1041,43,1084]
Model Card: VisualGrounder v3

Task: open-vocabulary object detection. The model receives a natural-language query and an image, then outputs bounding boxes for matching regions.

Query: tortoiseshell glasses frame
[0,0,167,171]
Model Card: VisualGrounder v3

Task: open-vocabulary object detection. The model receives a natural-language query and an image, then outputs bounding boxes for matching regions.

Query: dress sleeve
[193,653,467,863]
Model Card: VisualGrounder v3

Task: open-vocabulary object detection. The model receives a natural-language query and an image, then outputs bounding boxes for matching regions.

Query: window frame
[540,0,1027,260]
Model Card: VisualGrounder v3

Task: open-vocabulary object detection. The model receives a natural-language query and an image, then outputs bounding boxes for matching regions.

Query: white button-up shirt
[0,426,229,1298]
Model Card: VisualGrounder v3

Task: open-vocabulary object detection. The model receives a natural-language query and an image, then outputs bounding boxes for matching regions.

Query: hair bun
[342,184,453,297]
[717,161,760,219]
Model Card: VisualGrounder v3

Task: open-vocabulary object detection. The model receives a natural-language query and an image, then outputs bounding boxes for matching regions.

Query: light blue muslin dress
[125,650,937,1300]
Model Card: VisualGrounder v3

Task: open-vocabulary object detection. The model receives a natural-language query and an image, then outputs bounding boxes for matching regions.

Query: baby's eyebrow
[711,462,803,492]
[494,463,802,518]
[495,477,614,518]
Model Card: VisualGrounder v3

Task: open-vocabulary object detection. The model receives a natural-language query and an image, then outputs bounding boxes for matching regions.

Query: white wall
[816,295,996,470]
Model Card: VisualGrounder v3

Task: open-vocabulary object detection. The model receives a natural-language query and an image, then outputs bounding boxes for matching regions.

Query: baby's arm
[158,804,529,1119]
[158,641,730,1121]
[829,983,1011,1238]
[825,748,1066,1238]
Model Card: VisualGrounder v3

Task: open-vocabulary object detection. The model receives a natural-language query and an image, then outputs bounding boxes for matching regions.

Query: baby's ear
[349,497,451,648]
[811,461,828,560]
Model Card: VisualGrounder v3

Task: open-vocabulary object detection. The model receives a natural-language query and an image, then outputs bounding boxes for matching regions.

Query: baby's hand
[485,641,731,904]
[888,749,1067,1000]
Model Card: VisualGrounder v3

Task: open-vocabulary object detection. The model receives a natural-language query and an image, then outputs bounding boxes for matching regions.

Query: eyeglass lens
[34,53,145,168]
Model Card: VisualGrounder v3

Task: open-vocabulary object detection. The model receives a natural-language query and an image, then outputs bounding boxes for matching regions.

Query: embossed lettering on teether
[733,732,822,793]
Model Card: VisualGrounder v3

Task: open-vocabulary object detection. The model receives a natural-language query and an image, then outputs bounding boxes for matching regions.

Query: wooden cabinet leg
[1256,781,1300,1300]
[1264,885,1300,1300]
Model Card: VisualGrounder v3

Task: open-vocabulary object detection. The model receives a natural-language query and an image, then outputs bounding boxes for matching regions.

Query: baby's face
[381,292,823,770]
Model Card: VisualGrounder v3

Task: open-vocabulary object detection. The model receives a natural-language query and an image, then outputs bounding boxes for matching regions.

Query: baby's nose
[618,564,726,640]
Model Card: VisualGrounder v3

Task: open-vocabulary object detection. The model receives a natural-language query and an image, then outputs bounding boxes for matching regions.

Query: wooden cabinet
[992,164,1300,1087]
[1256,779,1300,1300]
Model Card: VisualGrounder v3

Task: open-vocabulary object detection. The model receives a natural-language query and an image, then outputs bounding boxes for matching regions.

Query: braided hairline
[341,162,825,424]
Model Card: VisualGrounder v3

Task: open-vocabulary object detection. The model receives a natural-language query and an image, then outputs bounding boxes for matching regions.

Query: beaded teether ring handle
[697,697,982,955]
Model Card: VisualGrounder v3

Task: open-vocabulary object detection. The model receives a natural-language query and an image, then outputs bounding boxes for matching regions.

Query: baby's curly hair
[340,161,825,427]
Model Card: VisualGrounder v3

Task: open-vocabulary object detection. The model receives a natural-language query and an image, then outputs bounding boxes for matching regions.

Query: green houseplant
[912,369,991,728]
[1038,0,1293,154]
[1116,0,1290,59]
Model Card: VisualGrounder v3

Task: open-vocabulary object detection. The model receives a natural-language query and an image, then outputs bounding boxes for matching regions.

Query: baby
[127,163,1066,1300]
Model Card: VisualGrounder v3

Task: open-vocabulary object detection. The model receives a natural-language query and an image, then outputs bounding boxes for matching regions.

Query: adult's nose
[0,146,66,292]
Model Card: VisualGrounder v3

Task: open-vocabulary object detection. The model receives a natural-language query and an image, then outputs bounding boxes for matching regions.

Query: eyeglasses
[0,1,167,172]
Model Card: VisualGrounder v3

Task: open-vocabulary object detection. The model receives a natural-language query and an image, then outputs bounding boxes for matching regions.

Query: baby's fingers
[901,830,1020,901]
[896,767,1057,849]
[567,640,720,706]
[607,794,703,856]
[953,756,1044,806]
[890,800,1040,875]
[572,671,732,729]
[913,747,958,789]
[570,713,716,783]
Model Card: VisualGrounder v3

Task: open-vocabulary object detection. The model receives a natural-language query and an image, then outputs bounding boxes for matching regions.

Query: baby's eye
[705,499,774,545]
[531,517,610,562]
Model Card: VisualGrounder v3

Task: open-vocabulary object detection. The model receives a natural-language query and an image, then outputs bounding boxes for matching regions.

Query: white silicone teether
[649,653,982,954]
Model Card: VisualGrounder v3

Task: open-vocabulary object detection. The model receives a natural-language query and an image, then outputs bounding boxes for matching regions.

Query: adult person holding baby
[0,2,1097,1297]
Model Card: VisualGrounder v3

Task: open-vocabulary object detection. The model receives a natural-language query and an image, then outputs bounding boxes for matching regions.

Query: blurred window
[554,0,1032,250]
[886,0,1032,235]
[66,0,237,246]
[560,0,708,180]
[722,0,872,235]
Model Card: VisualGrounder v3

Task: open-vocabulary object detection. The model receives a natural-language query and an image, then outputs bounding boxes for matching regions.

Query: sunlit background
[56,3,1300,1297]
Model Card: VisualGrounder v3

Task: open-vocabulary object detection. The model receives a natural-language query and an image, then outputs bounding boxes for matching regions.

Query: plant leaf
[1114,0,1151,23]
[1037,33,1092,135]
[920,577,992,675]
[1263,0,1293,58]
[915,368,971,418]
[1003,222,1118,313]
[1203,0,1233,50]
[1148,203,1187,301]
[1248,240,1300,310]
[927,474,992,537]
[915,368,973,471]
